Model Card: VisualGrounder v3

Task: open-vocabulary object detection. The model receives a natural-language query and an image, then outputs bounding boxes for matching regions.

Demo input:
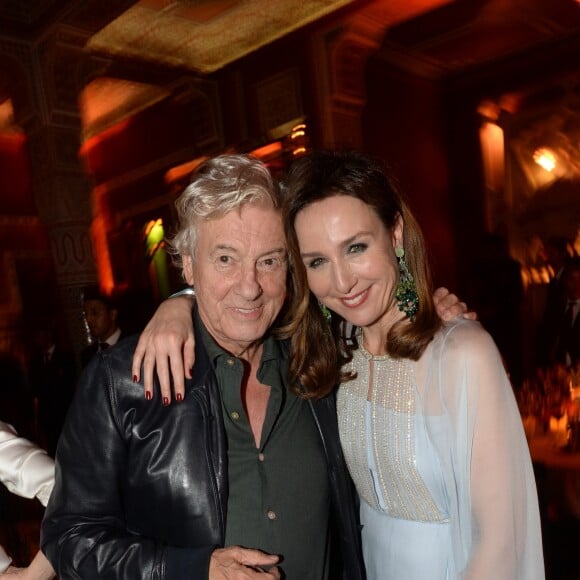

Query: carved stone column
[2,28,97,358]
[310,8,393,149]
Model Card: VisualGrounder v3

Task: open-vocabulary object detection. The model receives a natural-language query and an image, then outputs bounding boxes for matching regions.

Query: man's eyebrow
[212,245,287,257]
[259,248,288,261]
[213,244,237,253]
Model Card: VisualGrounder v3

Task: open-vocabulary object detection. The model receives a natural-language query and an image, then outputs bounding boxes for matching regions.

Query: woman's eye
[347,243,367,255]
[218,255,232,264]
[307,257,326,269]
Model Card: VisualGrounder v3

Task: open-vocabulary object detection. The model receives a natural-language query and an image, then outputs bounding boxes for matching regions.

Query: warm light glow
[144,219,165,258]
[144,219,169,300]
[478,120,505,227]
[288,123,309,157]
[91,213,115,295]
[145,219,164,245]
[80,79,169,141]
[533,148,556,172]
[251,141,283,160]
[0,98,18,132]
[164,157,208,185]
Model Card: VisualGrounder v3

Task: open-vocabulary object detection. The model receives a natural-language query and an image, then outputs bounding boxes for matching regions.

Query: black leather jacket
[42,324,364,580]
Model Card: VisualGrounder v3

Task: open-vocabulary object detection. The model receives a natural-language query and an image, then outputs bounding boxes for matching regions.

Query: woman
[0,421,55,579]
[133,150,543,579]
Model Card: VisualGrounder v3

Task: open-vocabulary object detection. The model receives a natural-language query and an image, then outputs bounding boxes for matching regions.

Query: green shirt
[200,324,330,579]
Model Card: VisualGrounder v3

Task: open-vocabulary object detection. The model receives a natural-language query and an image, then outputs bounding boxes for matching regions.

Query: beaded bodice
[337,346,445,522]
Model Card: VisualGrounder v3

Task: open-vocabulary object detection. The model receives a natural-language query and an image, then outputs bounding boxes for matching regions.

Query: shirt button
[258,453,265,462]
[230,411,240,420]
[226,358,235,366]
[266,510,276,520]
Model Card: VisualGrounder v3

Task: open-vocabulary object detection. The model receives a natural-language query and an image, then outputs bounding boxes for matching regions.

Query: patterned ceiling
[1,0,579,132]
[88,0,357,74]
[1,0,578,79]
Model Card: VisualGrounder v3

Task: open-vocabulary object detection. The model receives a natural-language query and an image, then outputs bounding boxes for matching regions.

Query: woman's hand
[433,287,476,322]
[132,295,195,404]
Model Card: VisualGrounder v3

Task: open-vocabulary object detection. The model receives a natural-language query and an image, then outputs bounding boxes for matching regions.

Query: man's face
[183,202,287,356]
[84,300,118,342]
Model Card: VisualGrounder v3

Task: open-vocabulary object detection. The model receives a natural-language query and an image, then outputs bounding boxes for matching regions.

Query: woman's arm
[132,288,474,403]
[442,324,544,579]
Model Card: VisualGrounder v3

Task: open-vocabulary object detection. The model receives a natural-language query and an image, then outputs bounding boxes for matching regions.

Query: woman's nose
[333,261,356,294]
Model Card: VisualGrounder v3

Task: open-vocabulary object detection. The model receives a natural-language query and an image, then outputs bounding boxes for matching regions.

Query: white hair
[169,154,281,275]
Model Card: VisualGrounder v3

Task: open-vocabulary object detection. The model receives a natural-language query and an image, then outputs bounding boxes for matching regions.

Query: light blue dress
[360,404,451,580]
[337,320,545,580]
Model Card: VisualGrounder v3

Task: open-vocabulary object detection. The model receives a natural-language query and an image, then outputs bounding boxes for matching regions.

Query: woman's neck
[360,308,406,355]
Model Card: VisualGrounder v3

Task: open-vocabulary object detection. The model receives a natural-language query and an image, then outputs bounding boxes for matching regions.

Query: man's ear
[183,255,195,285]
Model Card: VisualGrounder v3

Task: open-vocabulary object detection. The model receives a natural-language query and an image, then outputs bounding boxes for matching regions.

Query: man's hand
[131,295,195,404]
[0,551,55,580]
[433,287,476,322]
[209,547,280,579]
[0,567,27,578]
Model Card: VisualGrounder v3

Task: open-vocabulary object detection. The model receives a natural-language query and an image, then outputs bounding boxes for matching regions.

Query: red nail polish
[145,391,152,401]
[133,375,138,383]
[163,397,169,406]
[176,393,183,402]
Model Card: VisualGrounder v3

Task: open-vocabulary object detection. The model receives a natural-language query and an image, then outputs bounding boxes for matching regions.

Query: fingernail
[176,393,183,402]
[163,397,169,406]
[188,367,193,378]
[133,375,138,383]
[145,391,152,401]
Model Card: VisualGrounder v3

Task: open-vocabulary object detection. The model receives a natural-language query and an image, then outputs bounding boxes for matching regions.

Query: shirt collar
[198,319,283,369]
[102,327,121,347]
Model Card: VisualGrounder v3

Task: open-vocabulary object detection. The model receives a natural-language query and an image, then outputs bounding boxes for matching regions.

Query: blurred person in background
[546,256,580,369]
[0,420,55,579]
[80,286,124,368]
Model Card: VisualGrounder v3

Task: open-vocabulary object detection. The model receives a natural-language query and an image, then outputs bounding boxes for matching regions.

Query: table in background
[528,434,580,580]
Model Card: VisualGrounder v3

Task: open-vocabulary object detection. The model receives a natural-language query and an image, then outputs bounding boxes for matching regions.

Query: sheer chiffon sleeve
[421,320,544,580]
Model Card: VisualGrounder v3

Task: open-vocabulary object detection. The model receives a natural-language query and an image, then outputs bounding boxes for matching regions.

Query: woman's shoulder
[432,318,497,360]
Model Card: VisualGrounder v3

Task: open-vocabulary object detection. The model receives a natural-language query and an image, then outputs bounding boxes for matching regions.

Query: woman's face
[294,194,404,335]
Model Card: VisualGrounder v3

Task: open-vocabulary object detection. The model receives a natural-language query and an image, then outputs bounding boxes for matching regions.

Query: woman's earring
[395,247,419,320]
[318,301,332,324]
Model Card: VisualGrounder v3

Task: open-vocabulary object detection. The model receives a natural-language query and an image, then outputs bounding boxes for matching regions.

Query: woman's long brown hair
[279,150,441,400]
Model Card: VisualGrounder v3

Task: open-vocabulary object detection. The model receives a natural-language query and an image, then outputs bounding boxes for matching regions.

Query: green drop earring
[318,301,332,324]
[395,247,419,320]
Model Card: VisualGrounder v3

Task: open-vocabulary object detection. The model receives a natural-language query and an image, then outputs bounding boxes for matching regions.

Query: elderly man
[41,155,364,579]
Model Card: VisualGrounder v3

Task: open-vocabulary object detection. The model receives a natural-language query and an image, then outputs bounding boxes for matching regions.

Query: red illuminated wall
[0,132,35,215]
[363,62,459,290]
